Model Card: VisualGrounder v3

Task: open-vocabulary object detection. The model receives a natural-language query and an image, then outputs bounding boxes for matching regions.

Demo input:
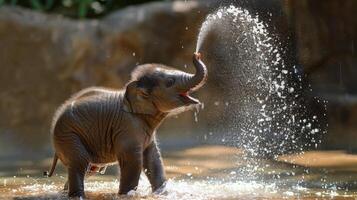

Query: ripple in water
[5,175,355,199]
[2,176,285,199]
[196,5,327,158]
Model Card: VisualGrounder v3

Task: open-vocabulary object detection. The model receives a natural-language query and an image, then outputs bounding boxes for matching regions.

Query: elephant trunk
[178,53,208,92]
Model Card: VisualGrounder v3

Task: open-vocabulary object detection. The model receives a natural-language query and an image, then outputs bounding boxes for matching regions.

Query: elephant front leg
[118,151,143,195]
[143,141,166,193]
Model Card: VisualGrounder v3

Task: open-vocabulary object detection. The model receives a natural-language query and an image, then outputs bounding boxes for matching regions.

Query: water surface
[1,146,357,199]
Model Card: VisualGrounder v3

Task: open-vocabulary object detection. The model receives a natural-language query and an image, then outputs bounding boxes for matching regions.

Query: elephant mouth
[179,92,200,105]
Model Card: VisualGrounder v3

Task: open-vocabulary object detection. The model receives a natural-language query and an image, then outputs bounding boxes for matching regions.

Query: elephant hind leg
[67,165,87,197]
[55,133,90,198]
[64,181,68,191]
[63,168,94,192]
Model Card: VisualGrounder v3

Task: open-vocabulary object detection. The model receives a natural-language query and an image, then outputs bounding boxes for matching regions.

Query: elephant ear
[123,81,157,115]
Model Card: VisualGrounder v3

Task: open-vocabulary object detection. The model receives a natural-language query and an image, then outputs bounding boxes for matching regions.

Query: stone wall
[1,0,357,158]
[0,1,217,157]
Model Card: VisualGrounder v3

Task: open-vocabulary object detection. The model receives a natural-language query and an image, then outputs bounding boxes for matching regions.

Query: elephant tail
[43,153,58,177]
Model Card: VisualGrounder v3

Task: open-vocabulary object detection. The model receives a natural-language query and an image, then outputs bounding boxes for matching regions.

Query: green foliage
[0,0,164,19]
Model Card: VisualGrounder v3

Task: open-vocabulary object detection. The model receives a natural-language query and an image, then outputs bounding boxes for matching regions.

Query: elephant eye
[165,78,175,88]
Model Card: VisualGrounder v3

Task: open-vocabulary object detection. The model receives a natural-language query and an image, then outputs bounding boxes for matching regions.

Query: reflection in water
[1,146,357,199]
[2,177,277,200]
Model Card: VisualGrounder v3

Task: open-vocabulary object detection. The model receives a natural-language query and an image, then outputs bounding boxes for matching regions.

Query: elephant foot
[63,181,69,191]
[68,191,85,199]
[153,181,167,195]
[68,196,85,200]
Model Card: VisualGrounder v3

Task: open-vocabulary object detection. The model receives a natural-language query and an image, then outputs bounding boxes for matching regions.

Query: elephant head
[124,53,208,115]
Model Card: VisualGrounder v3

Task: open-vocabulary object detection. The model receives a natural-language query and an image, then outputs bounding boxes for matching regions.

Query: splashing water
[196,11,217,53]
[0,176,278,199]
[3,171,356,199]
[3,145,357,199]
[196,5,327,158]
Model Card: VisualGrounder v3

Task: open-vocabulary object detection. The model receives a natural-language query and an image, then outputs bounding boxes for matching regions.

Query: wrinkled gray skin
[48,53,207,197]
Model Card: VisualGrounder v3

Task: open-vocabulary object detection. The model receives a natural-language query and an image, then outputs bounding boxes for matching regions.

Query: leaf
[77,0,93,19]
[44,0,55,10]
[10,0,17,6]
[30,0,43,11]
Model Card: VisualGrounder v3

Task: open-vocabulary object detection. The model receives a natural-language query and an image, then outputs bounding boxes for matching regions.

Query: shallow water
[1,146,357,199]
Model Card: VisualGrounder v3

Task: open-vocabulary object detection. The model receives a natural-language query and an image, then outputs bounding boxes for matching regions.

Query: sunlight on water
[1,176,280,199]
[2,146,357,199]
[162,180,277,199]
[3,176,357,200]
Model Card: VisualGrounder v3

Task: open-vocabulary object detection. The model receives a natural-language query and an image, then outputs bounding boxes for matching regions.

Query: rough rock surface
[2,0,357,157]
[0,1,215,156]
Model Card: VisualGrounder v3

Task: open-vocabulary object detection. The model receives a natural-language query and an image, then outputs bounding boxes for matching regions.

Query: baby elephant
[46,53,207,197]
